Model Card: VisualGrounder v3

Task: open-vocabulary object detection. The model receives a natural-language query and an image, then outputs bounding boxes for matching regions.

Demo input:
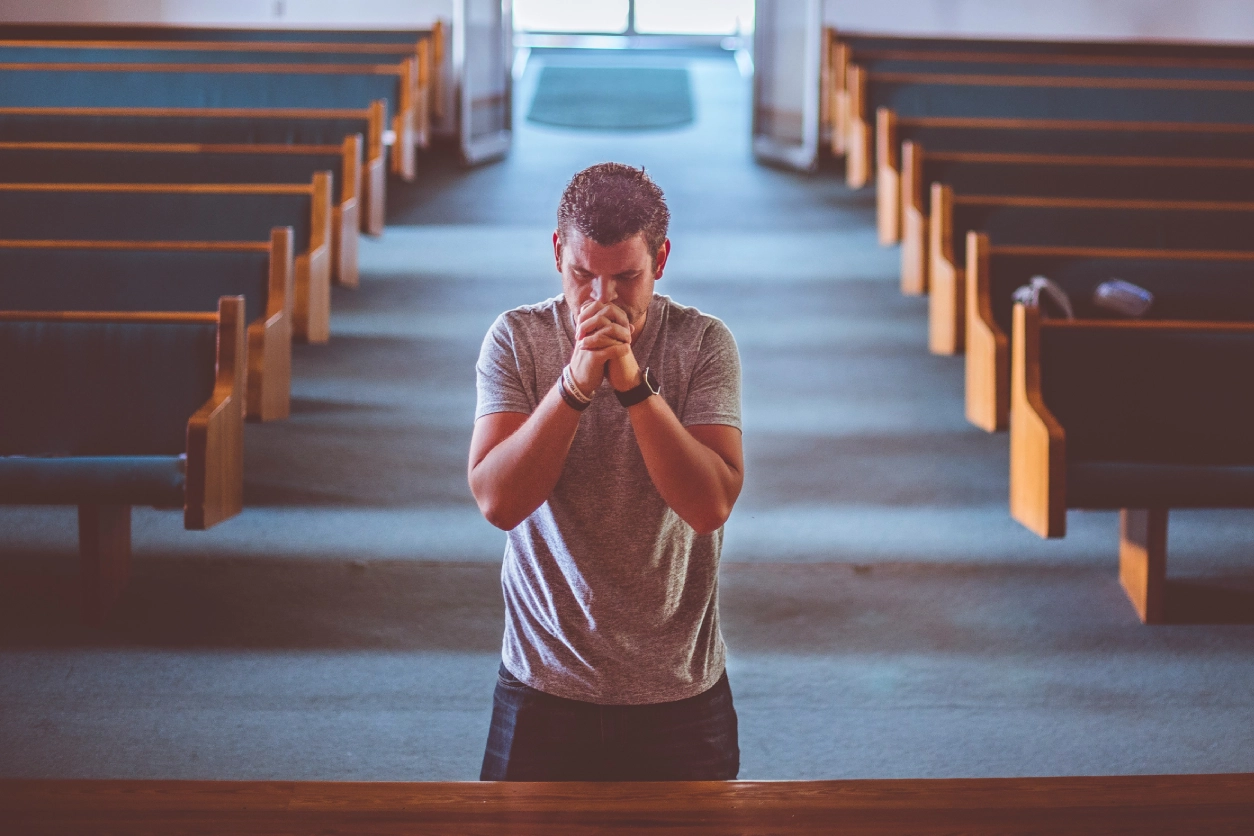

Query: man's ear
[553,230,563,273]
[653,238,672,279]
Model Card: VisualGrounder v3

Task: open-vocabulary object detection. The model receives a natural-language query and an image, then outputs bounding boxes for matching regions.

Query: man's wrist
[615,367,660,407]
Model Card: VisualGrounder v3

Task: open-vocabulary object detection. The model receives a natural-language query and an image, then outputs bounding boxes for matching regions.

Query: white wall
[0,0,452,28]
[822,0,1254,44]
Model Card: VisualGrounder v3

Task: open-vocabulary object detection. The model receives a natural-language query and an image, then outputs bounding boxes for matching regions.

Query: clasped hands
[569,299,642,397]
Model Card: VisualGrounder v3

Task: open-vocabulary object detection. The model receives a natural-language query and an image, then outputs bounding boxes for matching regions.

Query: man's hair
[557,163,670,257]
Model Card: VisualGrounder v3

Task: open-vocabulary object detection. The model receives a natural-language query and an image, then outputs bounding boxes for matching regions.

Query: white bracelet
[562,365,592,404]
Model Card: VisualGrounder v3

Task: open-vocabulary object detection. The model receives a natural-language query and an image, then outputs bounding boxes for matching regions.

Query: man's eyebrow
[614,269,642,279]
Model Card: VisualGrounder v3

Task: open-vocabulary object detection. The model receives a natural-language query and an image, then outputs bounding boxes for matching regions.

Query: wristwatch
[615,367,660,407]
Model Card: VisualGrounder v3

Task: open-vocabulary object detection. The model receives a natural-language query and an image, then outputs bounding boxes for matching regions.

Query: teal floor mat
[527,65,694,130]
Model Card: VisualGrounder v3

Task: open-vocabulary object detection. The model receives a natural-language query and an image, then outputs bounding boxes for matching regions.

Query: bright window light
[513,0,630,34]
[634,0,754,35]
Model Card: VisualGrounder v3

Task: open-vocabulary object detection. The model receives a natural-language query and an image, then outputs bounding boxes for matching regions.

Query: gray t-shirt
[475,292,742,705]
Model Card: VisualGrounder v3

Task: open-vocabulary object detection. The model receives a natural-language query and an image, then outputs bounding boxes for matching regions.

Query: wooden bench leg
[1120,508,1167,624]
[78,504,132,626]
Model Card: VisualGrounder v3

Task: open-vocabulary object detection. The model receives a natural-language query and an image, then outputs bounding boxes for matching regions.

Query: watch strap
[615,367,659,407]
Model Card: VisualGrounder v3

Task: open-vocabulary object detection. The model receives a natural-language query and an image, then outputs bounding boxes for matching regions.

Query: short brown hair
[557,163,670,257]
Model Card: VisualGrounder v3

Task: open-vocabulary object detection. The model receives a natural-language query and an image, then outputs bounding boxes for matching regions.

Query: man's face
[554,228,669,342]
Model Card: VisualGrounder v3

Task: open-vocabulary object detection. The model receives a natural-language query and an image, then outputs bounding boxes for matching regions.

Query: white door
[752,0,821,171]
[455,0,512,164]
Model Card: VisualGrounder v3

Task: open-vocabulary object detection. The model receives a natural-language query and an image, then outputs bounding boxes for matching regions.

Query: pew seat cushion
[0,455,185,506]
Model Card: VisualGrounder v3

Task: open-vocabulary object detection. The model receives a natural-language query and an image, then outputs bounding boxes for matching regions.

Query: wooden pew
[927,165,1254,350]
[0,19,445,122]
[0,298,245,624]
[1009,304,1254,623]
[884,115,1254,251]
[965,237,1254,432]
[0,60,418,181]
[844,71,1254,189]
[0,178,331,344]
[0,231,293,422]
[3,774,1253,834]
[824,28,1254,157]
[0,104,388,235]
[0,37,435,149]
[0,137,361,288]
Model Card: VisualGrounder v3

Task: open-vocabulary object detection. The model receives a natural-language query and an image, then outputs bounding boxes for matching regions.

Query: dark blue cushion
[0,190,312,249]
[0,319,218,457]
[0,67,397,118]
[903,125,1254,160]
[0,45,411,65]
[0,247,271,323]
[1068,462,1254,508]
[0,455,185,506]
[867,57,1254,82]
[0,112,371,147]
[0,147,346,203]
[843,35,1254,61]
[929,160,1254,204]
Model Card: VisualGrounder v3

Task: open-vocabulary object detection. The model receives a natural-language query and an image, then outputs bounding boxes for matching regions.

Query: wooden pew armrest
[185,296,246,530]
[1009,303,1066,538]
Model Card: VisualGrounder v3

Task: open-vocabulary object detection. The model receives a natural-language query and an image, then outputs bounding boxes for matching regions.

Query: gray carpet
[1,51,1252,782]
[527,66,694,130]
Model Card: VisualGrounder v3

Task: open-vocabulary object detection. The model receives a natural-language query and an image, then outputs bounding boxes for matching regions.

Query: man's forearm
[470,382,581,530]
[627,397,742,535]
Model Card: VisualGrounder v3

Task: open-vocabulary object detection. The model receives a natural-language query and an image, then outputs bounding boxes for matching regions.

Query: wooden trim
[927,150,1254,169]
[0,105,372,118]
[247,227,293,423]
[820,27,833,130]
[899,140,927,295]
[872,70,1254,92]
[990,243,1254,261]
[0,139,342,155]
[5,773,1254,832]
[184,295,245,530]
[846,64,870,188]
[0,239,267,251]
[392,56,417,181]
[1009,303,1067,538]
[0,309,216,323]
[333,134,361,289]
[964,232,1009,432]
[876,107,900,243]
[927,182,963,355]
[898,115,1254,134]
[1120,508,1168,624]
[414,38,431,148]
[77,503,131,627]
[853,48,1254,72]
[0,60,407,75]
[1045,318,1254,333]
[953,194,1254,212]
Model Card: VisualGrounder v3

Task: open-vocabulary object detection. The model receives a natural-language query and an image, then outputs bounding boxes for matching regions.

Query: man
[469,163,744,781]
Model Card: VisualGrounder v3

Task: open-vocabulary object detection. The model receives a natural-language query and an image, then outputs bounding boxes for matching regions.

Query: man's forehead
[561,229,651,268]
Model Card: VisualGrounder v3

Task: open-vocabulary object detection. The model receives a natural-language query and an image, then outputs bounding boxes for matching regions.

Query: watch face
[645,367,661,395]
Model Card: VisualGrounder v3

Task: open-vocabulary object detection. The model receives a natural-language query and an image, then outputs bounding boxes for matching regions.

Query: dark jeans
[481,663,740,781]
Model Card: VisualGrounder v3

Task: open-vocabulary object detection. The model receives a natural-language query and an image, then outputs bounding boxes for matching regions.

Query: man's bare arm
[627,402,744,535]
[468,386,579,531]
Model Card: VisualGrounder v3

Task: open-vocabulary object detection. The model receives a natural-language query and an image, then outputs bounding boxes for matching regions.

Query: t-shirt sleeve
[475,313,536,420]
[681,317,742,430]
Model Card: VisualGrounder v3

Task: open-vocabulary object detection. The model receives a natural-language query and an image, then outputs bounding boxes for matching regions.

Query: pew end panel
[1009,303,1067,538]
[928,182,965,353]
[391,56,417,181]
[293,172,332,344]
[364,99,387,235]
[414,38,432,148]
[964,233,1010,432]
[332,134,362,289]
[845,64,871,188]
[831,42,850,156]
[247,228,294,422]
[876,107,901,243]
[185,296,246,531]
[899,139,928,295]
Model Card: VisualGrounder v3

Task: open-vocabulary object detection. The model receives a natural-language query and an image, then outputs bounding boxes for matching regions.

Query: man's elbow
[687,500,734,536]
[475,494,523,531]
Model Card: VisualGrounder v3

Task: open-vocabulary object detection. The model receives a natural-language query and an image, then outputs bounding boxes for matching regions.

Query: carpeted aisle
[1,50,1251,782]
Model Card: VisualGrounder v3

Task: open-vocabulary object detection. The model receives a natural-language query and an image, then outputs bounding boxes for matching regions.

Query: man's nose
[591,277,616,303]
